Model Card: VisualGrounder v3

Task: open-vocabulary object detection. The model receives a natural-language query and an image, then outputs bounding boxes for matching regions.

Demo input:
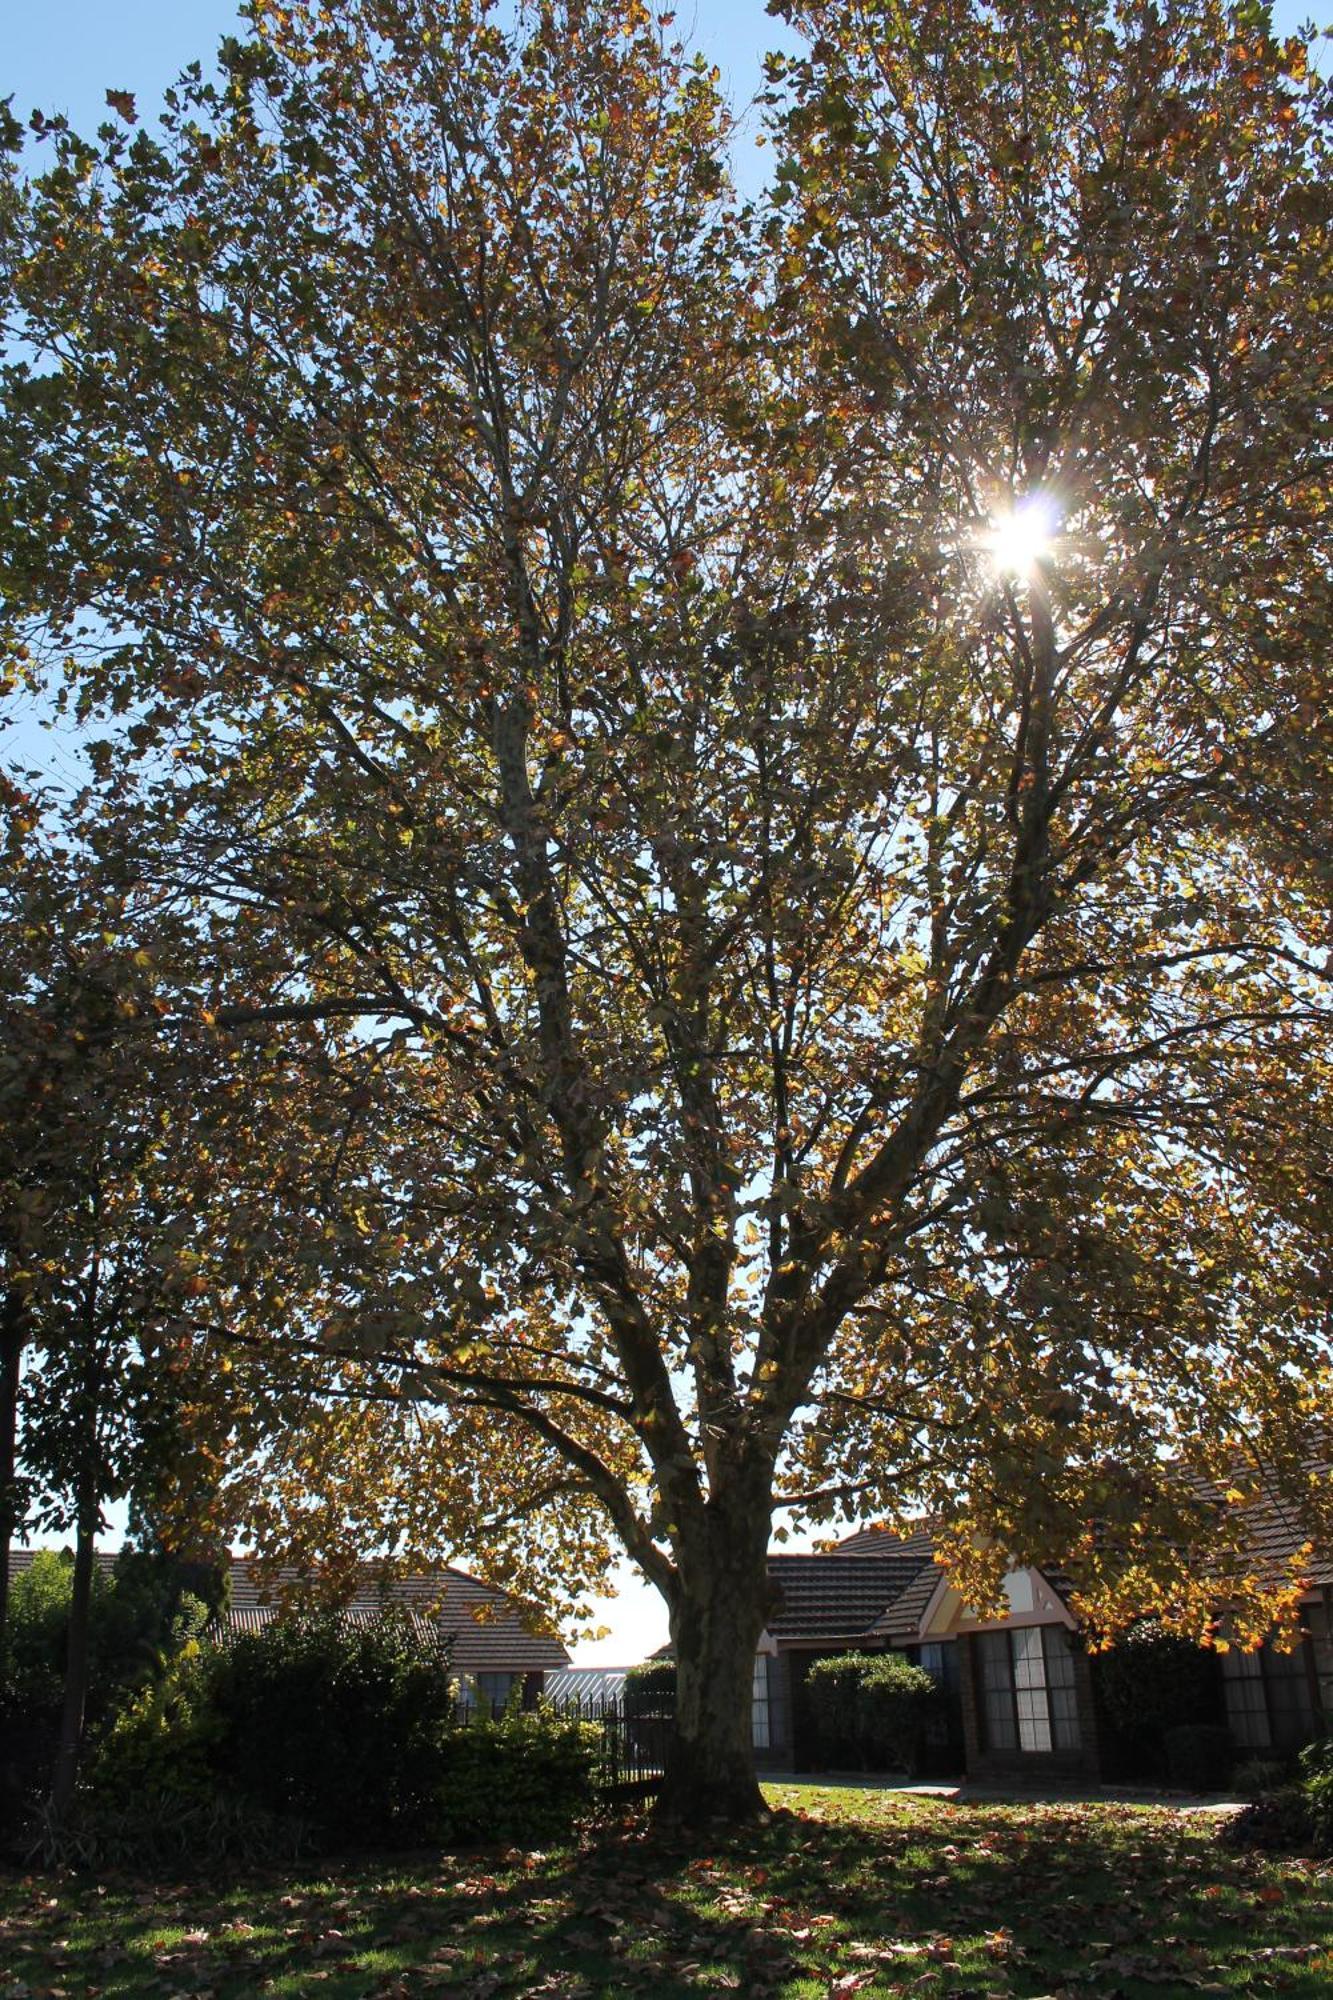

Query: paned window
[977,1627,1081,1753]
[474,1671,516,1715]
[1221,1640,1318,1752]
[916,1641,959,1690]
[752,1654,771,1749]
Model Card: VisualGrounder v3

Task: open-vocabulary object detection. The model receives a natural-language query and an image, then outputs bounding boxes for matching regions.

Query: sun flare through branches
[982,494,1062,579]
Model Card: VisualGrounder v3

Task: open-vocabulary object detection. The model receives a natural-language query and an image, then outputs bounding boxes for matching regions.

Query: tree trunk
[655,1488,773,1826]
[0,1286,24,1661]
[49,1464,98,1824]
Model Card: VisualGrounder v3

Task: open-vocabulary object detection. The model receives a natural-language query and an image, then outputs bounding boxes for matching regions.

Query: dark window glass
[1041,1629,1081,1751]
[1262,1641,1315,1751]
[978,1633,1017,1750]
[977,1628,1080,1754]
[752,1654,771,1749]
[475,1671,515,1715]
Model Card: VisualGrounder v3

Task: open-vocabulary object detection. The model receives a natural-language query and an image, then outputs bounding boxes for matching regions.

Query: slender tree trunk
[50,1461,98,1823]
[655,1480,774,1826]
[0,1285,25,1662]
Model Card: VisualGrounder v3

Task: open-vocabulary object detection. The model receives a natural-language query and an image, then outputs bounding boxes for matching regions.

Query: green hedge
[435,1709,599,1845]
[622,1661,676,1714]
[206,1615,458,1844]
[67,1616,598,1865]
[1095,1621,1223,1779]
[806,1651,936,1771]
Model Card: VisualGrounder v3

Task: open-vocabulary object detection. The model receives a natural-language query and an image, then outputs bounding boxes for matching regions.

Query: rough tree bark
[654,1454,779,1824]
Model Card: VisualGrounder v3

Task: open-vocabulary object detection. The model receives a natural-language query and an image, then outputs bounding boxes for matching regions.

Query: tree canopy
[2,0,1332,1817]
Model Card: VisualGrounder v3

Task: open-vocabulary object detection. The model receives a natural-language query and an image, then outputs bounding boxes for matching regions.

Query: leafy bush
[0,1549,220,1839]
[206,1614,459,1847]
[1293,1736,1333,1850]
[1223,1737,1333,1857]
[1298,1733,1333,1781]
[1163,1722,1233,1792]
[27,1783,307,1872]
[435,1708,599,1845]
[857,1654,938,1770]
[1095,1622,1223,1778]
[622,1662,676,1715]
[807,1651,936,1771]
[1223,1785,1320,1854]
[75,1615,598,1859]
[1303,1771,1333,1850]
[0,1548,218,1720]
[87,1641,221,1810]
[1232,1756,1291,1797]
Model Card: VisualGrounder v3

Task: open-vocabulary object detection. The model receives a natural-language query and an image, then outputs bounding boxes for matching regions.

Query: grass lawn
[0,1783,1329,1998]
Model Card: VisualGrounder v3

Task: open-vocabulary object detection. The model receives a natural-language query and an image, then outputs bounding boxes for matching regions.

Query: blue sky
[8,1,800,194]
[6,0,1323,1663]
[7,0,1317,146]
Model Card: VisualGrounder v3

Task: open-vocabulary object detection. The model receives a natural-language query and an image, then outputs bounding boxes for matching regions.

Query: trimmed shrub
[807,1651,936,1771]
[435,1708,599,1845]
[623,1662,676,1715]
[1163,1722,1233,1792]
[205,1614,458,1846]
[1094,1622,1222,1779]
[857,1654,938,1771]
[806,1654,868,1766]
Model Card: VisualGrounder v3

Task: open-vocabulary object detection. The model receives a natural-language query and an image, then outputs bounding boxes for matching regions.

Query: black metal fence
[548,1692,672,1798]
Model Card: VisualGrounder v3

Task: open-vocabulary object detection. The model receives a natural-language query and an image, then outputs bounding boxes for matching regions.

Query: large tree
[3,0,1333,1820]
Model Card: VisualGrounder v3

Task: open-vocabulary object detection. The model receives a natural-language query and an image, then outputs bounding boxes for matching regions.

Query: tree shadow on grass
[0,1795,1324,1998]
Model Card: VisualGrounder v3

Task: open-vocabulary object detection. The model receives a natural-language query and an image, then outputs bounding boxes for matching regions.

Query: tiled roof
[215,1603,450,1656]
[835,1524,935,1559]
[226,1562,570,1673]
[1212,1469,1333,1594]
[871,1557,949,1639]
[7,1548,568,1673]
[7,1548,119,1580]
[765,1549,937,1641]
[834,1482,1333,1610]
